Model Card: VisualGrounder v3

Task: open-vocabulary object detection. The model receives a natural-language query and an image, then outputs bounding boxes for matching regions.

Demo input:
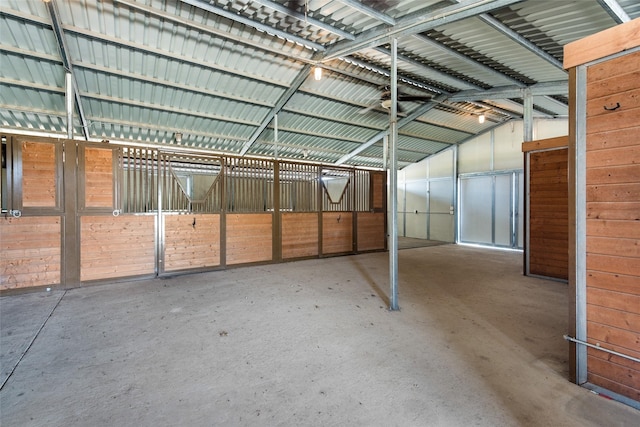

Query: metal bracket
[603,102,620,111]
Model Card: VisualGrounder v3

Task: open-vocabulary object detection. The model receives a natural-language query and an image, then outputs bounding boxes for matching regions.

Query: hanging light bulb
[314,66,322,81]
[478,113,485,124]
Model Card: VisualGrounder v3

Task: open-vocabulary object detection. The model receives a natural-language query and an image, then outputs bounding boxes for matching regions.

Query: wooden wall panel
[81,215,155,281]
[163,214,220,271]
[226,213,272,265]
[528,148,569,280]
[584,50,640,402]
[84,147,113,208]
[357,212,385,251]
[21,141,56,207]
[322,212,353,255]
[281,212,318,259]
[0,216,61,290]
[372,172,385,210]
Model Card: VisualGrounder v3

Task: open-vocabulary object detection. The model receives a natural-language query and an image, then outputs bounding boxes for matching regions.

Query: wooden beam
[564,18,640,69]
[522,136,568,152]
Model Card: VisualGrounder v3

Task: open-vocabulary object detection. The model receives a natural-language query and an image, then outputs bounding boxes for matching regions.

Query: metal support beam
[596,0,631,24]
[180,0,325,52]
[323,0,522,61]
[339,0,396,25]
[476,13,565,71]
[334,97,443,165]
[65,72,73,139]
[116,0,317,63]
[523,88,533,142]
[46,0,89,140]
[240,64,314,156]
[447,81,568,101]
[389,38,399,311]
[249,0,355,40]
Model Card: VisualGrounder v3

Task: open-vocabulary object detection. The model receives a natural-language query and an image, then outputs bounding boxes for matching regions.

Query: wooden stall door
[322,212,353,255]
[281,212,319,259]
[1,139,62,291]
[523,137,569,281]
[163,214,221,272]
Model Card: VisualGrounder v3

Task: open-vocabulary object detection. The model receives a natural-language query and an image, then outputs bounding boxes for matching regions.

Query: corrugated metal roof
[1,0,637,168]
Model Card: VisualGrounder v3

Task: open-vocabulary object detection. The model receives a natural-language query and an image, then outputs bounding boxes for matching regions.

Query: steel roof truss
[179,0,325,51]
[596,0,631,24]
[240,63,314,156]
[322,0,523,61]
[46,0,89,140]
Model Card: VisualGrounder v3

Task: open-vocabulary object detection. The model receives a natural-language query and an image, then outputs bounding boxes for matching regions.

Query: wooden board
[281,212,318,259]
[528,148,568,280]
[372,171,385,210]
[322,212,353,255]
[0,216,61,290]
[163,214,220,271]
[563,17,640,69]
[522,136,567,152]
[84,147,114,208]
[21,141,57,208]
[226,213,272,265]
[583,49,640,402]
[80,215,155,281]
[357,212,385,252]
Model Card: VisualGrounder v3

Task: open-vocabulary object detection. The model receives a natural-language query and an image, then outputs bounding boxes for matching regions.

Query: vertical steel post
[523,88,534,142]
[65,72,73,140]
[574,65,588,384]
[389,38,399,311]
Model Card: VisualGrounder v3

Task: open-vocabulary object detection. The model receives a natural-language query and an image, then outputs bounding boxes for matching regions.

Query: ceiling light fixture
[174,132,182,143]
[314,66,322,81]
[478,113,485,124]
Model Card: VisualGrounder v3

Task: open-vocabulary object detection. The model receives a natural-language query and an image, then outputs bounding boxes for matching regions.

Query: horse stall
[1,136,386,291]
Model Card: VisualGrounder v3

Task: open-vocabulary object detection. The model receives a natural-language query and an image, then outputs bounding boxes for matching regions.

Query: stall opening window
[321,172,350,204]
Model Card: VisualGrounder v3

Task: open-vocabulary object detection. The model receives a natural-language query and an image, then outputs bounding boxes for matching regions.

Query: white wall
[398,148,455,242]
[397,117,568,247]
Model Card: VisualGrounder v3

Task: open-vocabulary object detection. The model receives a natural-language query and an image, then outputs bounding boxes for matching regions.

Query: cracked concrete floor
[1,244,638,426]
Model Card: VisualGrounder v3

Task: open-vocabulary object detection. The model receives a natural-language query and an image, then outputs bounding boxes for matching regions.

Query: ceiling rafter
[114,0,315,63]
[596,0,631,24]
[179,0,326,51]
[448,81,568,102]
[475,13,565,71]
[248,0,356,40]
[322,0,523,61]
[335,95,448,165]
[239,63,314,156]
[45,0,89,140]
[338,0,396,25]
[410,33,566,110]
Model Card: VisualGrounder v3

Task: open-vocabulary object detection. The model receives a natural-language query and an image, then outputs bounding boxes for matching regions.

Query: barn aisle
[1,245,638,426]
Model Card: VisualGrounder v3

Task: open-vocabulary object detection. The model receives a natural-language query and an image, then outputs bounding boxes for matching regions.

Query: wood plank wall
[226,213,273,265]
[372,172,385,210]
[80,215,155,281]
[21,141,56,207]
[84,147,113,208]
[281,212,319,259]
[0,216,61,290]
[584,51,640,402]
[524,140,569,280]
[322,212,353,254]
[163,214,220,271]
[357,212,385,252]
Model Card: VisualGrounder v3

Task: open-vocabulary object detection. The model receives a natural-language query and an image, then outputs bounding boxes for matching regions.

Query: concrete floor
[1,244,638,426]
